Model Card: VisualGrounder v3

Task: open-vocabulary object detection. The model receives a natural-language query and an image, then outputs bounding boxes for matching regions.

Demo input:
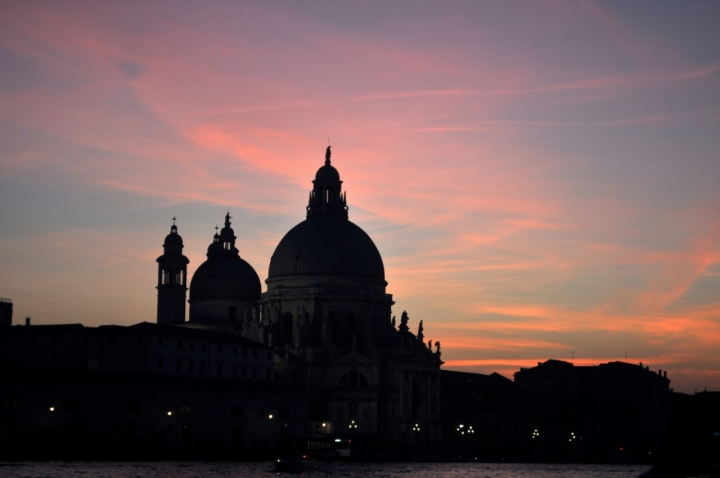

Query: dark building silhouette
[513,359,672,462]
[0,298,11,327]
[648,390,720,477]
[440,370,514,459]
[156,221,189,325]
[0,322,306,458]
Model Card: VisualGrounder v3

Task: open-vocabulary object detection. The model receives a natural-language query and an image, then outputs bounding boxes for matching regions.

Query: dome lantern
[219,212,237,252]
[307,146,348,219]
[268,147,385,284]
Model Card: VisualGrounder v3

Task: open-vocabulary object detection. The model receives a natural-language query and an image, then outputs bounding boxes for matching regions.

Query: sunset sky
[1,1,719,392]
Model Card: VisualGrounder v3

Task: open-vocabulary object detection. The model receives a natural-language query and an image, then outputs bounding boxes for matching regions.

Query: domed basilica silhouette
[156,147,443,438]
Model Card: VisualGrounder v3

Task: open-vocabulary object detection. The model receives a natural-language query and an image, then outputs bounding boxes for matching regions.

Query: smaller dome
[315,164,340,183]
[190,212,260,303]
[190,256,261,302]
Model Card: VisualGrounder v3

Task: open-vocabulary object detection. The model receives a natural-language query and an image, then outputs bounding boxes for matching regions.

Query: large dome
[190,256,261,301]
[268,214,385,283]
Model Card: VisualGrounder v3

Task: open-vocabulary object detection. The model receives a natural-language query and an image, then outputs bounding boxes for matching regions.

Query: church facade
[158,147,443,440]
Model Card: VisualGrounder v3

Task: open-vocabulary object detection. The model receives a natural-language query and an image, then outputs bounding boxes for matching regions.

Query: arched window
[338,371,368,389]
[179,404,192,415]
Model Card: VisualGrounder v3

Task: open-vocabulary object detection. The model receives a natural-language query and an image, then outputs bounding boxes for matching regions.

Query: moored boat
[274,453,315,473]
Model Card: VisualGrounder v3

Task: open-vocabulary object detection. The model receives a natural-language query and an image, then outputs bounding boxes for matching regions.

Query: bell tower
[156,218,190,325]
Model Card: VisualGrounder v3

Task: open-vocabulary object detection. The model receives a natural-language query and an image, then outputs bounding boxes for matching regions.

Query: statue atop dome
[325,145,331,165]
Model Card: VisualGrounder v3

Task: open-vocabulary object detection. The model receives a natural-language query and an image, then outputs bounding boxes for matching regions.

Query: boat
[273,453,315,473]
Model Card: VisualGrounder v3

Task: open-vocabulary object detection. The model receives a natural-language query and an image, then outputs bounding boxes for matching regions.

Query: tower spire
[325,145,331,166]
[157,219,189,325]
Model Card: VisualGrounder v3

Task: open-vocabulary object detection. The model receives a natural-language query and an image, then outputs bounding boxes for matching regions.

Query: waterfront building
[513,359,672,461]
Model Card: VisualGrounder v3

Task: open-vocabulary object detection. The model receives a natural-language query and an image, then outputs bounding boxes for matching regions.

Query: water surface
[0,461,651,478]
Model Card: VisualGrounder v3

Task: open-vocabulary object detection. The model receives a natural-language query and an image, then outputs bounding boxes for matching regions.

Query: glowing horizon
[1,1,719,393]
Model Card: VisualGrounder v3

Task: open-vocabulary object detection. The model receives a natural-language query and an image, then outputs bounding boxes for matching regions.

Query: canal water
[0,461,651,477]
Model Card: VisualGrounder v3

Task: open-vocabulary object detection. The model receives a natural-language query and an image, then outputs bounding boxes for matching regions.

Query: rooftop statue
[399,311,410,332]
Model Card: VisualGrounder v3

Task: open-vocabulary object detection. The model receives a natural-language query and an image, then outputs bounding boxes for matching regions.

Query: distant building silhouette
[440,370,514,460]
[0,322,306,458]
[0,298,11,327]
[513,359,672,462]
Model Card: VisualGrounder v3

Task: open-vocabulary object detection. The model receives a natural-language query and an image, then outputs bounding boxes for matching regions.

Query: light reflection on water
[0,461,651,478]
